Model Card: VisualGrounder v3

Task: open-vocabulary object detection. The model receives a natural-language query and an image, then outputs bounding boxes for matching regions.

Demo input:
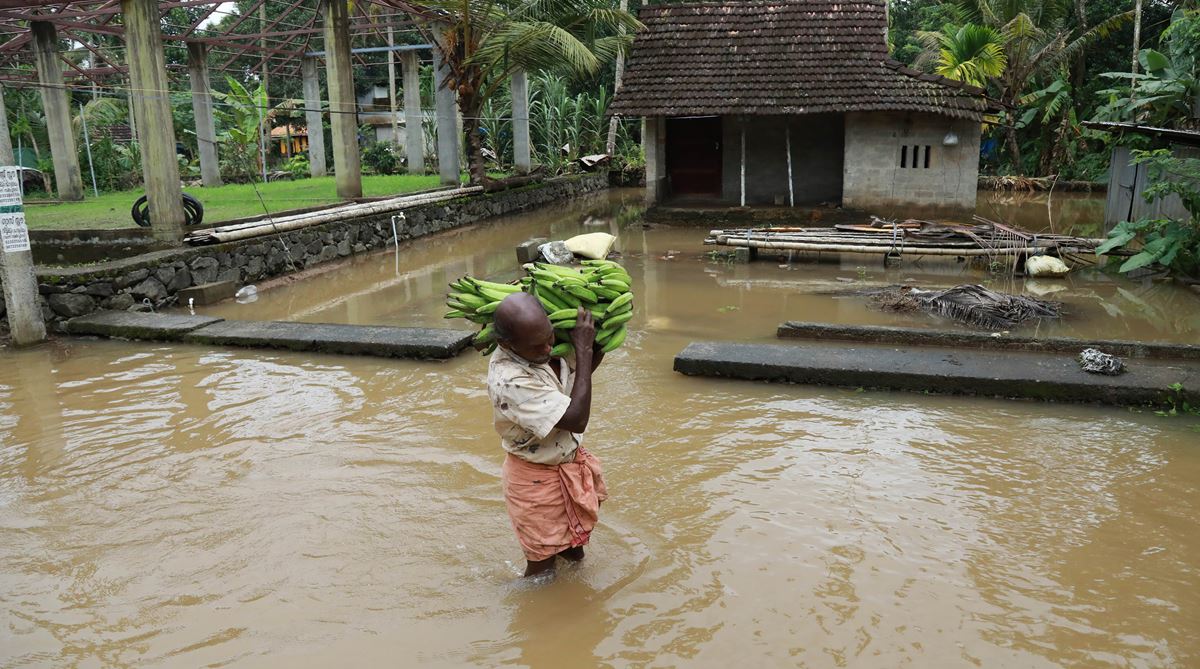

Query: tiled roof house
[611,0,992,214]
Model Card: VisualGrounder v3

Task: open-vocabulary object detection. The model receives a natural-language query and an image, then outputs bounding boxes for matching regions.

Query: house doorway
[666,116,722,198]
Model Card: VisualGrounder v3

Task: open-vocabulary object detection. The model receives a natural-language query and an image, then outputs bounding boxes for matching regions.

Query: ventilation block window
[924,145,932,168]
[900,145,908,168]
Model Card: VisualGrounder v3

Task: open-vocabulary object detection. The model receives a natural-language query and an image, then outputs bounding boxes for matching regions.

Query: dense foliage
[889,0,1189,180]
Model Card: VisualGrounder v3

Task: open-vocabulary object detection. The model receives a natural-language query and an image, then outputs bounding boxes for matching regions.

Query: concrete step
[182,320,474,360]
[66,310,475,360]
[674,340,1200,406]
[65,310,224,340]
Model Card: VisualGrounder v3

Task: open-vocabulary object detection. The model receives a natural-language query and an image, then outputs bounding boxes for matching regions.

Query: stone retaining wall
[2,173,608,332]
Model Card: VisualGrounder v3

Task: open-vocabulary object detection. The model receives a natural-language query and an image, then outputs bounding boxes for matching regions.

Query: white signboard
[0,166,21,207]
[1,211,30,253]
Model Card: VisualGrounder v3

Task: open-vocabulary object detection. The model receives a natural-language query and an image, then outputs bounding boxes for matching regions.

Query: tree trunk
[1006,124,1023,176]
[605,0,629,155]
[461,99,487,185]
[1072,0,1087,91]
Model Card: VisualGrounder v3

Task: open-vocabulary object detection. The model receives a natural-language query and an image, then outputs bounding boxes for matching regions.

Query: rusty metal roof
[609,0,991,120]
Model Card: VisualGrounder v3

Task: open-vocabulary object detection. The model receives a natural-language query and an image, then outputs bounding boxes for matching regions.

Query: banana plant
[391,0,641,185]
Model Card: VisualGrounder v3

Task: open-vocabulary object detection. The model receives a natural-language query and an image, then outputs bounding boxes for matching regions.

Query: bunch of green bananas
[525,260,633,358]
[444,277,525,355]
[444,259,634,357]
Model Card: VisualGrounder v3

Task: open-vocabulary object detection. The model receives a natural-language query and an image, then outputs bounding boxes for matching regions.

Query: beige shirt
[487,345,581,465]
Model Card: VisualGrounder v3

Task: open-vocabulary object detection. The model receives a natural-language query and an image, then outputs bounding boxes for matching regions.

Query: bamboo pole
[184,187,483,244]
[785,124,794,207]
[714,237,1072,257]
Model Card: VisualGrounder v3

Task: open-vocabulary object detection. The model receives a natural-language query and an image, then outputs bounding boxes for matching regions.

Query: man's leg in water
[558,546,584,561]
[525,556,556,577]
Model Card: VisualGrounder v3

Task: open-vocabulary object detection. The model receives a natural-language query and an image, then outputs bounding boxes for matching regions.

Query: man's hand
[555,308,597,434]
[570,307,596,354]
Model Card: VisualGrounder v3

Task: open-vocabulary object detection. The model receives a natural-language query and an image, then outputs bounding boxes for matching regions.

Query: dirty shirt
[487,345,581,465]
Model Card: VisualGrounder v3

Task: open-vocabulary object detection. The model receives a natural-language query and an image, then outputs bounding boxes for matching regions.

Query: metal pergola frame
[0,0,426,84]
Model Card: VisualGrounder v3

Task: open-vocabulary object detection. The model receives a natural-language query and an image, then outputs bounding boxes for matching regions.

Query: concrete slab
[178,280,237,306]
[674,340,1200,407]
[66,310,224,340]
[182,320,474,360]
[778,321,1200,361]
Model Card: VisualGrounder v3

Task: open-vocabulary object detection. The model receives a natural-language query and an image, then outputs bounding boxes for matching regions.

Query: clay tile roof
[610,0,991,121]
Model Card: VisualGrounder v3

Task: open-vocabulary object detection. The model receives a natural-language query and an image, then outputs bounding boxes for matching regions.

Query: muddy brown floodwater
[2,190,1198,668]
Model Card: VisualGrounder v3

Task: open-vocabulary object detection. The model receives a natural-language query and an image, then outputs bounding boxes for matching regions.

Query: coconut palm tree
[384,0,641,185]
[916,23,1007,88]
[954,0,1132,173]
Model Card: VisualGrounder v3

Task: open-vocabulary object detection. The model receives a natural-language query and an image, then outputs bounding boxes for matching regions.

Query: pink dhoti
[501,447,608,562]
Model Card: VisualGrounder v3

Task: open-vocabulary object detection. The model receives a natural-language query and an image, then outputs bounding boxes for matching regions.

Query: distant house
[270,125,308,156]
[1083,121,1199,229]
[609,0,994,216]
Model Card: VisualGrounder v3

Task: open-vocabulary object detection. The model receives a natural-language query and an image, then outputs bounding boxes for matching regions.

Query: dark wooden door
[666,117,722,197]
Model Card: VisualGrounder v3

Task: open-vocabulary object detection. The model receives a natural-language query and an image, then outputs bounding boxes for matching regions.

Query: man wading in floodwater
[488,293,607,577]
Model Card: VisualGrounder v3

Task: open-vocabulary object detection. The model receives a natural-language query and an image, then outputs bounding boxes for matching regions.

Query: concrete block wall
[721,115,843,205]
[643,116,667,205]
[842,112,982,216]
[6,173,608,332]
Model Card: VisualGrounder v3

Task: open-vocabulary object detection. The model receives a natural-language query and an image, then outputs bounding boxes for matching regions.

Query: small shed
[1083,121,1199,229]
[609,0,993,216]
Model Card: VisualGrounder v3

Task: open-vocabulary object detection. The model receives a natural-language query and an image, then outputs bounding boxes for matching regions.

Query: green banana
[551,342,574,358]
[600,326,626,353]
[563,285,598,304]
[444,309,466,319]
[451,292,489,309]
[600,279,630,292]
[536,263,584,277]
[474,324,495,345]
[589,286,623,301]
[466,313,493,325]
[553,320,577,330]
[540,282,582,308]
[605,292,634,314]
[475,286,512,302]
[547,308,578,321]
[475,300,502,315]
[482,341,498,356]
[601,310,633,328]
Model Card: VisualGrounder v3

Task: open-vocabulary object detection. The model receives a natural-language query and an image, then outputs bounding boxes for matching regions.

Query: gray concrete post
[301,57,327,178]
[642,116,665,205]
[511,69,531,174]
[31,21,84,202]
[401,51,424,174]
[186,42,221,187]
[322,0,362,198]
[0,167,47,345]
[432,47,460,186]
[122,0,186,243]
[387,27,400,145]
[0,85,14,166]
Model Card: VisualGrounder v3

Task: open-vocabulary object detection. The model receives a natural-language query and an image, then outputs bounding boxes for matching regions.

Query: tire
[131,193,205,227]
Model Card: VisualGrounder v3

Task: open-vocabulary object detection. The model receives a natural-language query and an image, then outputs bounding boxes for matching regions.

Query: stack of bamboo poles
[705,217,1106,265]
[183,186,484,245]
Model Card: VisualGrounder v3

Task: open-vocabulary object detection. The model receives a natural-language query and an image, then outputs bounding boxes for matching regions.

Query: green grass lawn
[24,174,444,230]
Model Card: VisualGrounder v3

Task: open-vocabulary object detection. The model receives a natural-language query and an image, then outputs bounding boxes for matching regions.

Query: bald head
[494,292,554,364]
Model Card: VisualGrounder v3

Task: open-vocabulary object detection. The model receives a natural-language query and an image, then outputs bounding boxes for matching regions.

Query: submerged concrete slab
[66,310,224,340]
[182,320,474,360]
[178,280,237,306]
[778,321,1200,361]
[674,341,1200,407]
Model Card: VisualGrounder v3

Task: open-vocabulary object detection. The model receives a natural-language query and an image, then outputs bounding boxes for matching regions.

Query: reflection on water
[2,190,1199,668]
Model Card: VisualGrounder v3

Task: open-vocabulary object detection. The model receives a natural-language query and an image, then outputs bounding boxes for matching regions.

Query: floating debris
[862,284,1062,329]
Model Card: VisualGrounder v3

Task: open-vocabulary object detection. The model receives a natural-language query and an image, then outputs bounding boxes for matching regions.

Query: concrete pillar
[0,167,47,345]
[322,0,362,198]
[432,46,460,186]
[643,116,665,205]
[301,56,327,177]
[31,21,83,202]
[401,51,424,174]
[0,85,14,166]
[122,0,186,243]
[386,27,399,145]
[186,42,221,187]
[511,69,531,174]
